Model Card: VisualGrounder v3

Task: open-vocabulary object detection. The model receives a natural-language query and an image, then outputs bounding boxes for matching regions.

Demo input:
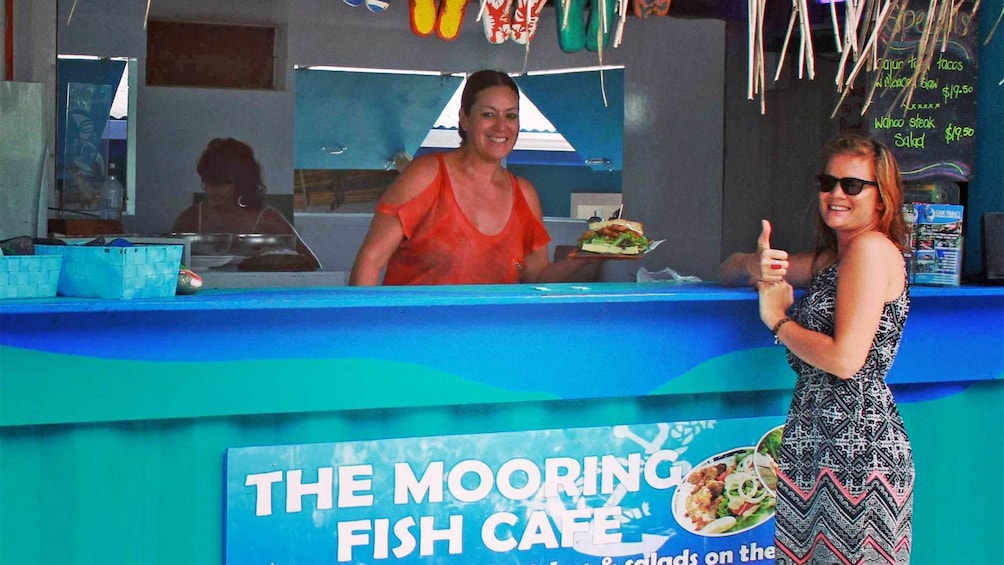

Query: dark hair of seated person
[197,137,266,208]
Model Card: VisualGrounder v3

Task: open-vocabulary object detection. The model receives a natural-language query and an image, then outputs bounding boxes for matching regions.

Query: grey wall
[3,0,58,238]
[9,0,56,90]
[722,21,842,259]
[619,16,726,282]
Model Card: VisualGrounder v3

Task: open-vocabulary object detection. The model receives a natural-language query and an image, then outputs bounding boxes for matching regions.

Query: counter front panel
[1,283,1001,565]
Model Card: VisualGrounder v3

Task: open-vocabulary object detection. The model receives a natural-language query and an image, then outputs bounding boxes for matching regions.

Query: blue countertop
[2,281,1002,314]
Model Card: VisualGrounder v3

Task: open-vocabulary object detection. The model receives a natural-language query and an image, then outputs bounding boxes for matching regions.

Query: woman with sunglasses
[719,134,913,565]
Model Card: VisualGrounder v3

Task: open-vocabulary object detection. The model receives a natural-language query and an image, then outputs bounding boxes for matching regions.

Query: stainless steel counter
[197,270,345,289]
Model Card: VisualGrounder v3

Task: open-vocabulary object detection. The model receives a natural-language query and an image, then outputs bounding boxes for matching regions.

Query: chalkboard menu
[868,1,978,182]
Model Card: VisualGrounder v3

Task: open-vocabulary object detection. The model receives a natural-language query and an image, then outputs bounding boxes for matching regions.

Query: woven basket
[0,255,63,299]
[36,244,183,299]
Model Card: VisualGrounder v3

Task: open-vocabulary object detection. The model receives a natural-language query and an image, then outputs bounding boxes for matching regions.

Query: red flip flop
[510,0,548,44]
[481,0,514,44]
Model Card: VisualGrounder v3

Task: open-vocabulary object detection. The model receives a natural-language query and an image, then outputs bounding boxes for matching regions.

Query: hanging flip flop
[556,0,586,53]
[410,0,437,36]
[585,0,616,52]
[632,0,671,19]
[612,0,629,47]
[437,0,469,40]
[510,0,548,44]
[481,0,514,44]
[365,0,390,12]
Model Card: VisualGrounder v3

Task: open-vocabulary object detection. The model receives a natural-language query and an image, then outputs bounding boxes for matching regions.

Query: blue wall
[508,164,622,218]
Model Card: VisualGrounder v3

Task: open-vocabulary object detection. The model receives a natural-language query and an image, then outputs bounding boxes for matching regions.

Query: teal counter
[1,282,1002,564]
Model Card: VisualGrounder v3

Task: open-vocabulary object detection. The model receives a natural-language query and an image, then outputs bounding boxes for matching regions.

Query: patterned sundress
[775,263,914,565]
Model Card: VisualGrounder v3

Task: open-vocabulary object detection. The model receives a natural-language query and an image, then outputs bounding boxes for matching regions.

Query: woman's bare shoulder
[512,173,537,194]
[381,153,443,205]
[845,230,901,260]
[841,231,906,292]
[512,174,542,215]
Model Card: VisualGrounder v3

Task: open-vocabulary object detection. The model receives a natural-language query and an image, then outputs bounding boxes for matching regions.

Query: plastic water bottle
[100,163,125,220]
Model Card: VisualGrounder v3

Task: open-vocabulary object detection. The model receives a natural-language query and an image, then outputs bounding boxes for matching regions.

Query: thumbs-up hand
[756,219,788,282]
[757,219,772,253]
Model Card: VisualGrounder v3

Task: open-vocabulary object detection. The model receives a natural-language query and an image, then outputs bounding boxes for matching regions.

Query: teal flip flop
[585,0,616,52]
[556,0,586,53]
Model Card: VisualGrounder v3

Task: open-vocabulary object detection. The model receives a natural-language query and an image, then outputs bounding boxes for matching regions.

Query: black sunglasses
[815,174,878,196]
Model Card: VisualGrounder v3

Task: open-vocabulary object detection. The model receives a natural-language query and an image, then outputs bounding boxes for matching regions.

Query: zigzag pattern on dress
[777,533,912,565]
[776,467,913,565]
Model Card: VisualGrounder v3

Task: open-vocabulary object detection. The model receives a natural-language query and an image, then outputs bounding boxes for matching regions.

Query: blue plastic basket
[35,244,183,299]
[0,255,63,299]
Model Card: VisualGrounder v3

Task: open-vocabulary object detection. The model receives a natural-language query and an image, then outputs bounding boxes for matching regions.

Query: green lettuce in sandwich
[577,219,650,255]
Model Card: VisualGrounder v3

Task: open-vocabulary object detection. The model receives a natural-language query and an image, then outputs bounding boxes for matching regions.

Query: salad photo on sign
[754,425,783,495]
[672,447,777,536]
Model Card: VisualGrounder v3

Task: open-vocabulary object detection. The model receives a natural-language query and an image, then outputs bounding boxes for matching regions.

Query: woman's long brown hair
[811,134,910,270]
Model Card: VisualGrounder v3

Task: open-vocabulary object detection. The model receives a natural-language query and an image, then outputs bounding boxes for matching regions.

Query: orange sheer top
[377,154,550,285]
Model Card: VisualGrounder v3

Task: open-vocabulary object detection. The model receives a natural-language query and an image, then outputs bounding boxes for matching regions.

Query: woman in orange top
[350,70,601,285]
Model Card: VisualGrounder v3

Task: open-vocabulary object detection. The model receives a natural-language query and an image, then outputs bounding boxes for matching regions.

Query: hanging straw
[597,0,610,107]
[67,0,79,26]
[829,0,844,53]
[613,0,629,48]
[746,0,768,113]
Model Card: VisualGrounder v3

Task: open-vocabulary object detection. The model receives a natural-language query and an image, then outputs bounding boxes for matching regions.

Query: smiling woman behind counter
[349,70,601,285]
[172,137,321,270]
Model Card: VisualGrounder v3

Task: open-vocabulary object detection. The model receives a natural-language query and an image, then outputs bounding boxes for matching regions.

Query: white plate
[671,446,775,537]
[754,425,784,496]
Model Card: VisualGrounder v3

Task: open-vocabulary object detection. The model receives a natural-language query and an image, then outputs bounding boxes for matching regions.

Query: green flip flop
[556,0,586,53]
[585,0,616,52]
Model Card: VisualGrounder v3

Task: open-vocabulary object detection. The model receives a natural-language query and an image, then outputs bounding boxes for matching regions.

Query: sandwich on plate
[577,219,650,255]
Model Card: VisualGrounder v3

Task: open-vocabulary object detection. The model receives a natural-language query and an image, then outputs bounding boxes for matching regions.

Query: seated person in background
[349,70,602,285]
[172,137,321,271]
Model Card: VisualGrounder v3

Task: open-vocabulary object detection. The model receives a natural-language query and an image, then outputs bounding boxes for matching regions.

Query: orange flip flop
[411,0,438,37]
[510,0,548,44]
[437,0,469,40]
